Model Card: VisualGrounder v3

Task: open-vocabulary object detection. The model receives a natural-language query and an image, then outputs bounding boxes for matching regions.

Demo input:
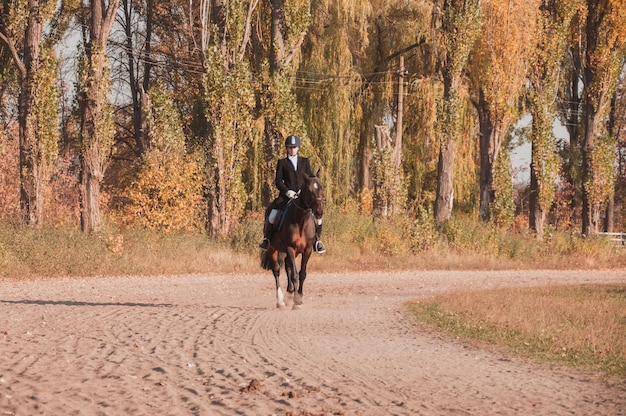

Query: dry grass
[2,212,626,278]
[411,284,626,381]
[0,223,256,279]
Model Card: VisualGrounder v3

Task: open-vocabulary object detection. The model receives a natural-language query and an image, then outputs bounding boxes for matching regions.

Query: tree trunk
[269,0,285,75]
[80,51,108,232]
[263,117,282,206]
[434,138,455,225]
[604,198,613,233]
[554,37,584,227]
[434,75,459,226]
[434,0,481,226]
[477,114,493,221]
[207,134,228,237]
[121,0,151,156]
[80,151,102,232]
[79,0,120,233]
[360,130,371,191]
[529,147,545,241]
[18,2,44,226]
[475,93,506,222]
[581,106,599,235]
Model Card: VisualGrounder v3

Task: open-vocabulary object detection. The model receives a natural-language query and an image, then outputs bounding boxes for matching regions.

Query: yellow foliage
[113,81,206,233]
[358,188,373,215]
[471,0,540,119]
[119,152,205,233]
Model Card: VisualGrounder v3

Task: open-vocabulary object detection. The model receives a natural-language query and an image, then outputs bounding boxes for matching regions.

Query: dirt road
[1,270,625,415]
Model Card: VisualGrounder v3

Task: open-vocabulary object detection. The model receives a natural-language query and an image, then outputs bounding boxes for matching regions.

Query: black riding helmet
[285,135,301,147]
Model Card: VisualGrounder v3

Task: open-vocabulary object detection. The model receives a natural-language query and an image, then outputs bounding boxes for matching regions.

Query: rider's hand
[286,190,297,199]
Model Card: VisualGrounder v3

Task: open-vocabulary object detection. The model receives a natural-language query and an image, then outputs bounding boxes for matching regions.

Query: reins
[291,196,313,213]
[292,185,322,213]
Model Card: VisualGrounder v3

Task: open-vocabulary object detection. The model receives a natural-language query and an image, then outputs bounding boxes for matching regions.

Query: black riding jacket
[273,156,313,206]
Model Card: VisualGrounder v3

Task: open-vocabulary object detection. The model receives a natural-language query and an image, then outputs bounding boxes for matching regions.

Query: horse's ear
[315,168,321,177]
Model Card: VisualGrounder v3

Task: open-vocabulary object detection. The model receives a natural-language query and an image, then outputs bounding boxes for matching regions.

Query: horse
[260,173,324,309]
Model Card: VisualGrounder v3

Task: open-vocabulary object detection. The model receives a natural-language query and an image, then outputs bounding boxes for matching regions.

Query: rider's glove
[286,190,297,199]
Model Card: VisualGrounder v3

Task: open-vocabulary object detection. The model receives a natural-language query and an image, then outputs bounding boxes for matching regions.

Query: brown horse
[260,173,324,309]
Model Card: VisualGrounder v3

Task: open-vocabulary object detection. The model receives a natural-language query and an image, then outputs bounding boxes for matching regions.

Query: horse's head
[301,173,324,218]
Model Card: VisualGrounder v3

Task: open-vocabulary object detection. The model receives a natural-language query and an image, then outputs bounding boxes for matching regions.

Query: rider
[259,135,326,254]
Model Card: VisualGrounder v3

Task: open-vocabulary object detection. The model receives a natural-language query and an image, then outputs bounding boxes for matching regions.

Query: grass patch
[411,284,626,381]
[0,222,253,279]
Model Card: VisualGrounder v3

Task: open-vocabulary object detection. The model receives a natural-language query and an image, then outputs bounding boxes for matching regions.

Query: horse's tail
[260,249,283,270]
[260,250,272,270]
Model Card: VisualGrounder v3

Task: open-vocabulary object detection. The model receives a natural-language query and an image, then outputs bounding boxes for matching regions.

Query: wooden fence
[598,232,626,247]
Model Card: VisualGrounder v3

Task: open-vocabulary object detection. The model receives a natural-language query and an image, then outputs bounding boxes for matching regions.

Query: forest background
[2,0,626,275]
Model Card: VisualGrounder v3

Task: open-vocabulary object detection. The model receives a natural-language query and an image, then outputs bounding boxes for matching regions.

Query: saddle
[274,199,294,231]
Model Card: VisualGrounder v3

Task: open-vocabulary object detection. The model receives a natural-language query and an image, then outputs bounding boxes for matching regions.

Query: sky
[510,115,569,186]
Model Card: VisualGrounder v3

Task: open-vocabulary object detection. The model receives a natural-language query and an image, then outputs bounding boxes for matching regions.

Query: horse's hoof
[292,304,303,310]
[276,303,286,309]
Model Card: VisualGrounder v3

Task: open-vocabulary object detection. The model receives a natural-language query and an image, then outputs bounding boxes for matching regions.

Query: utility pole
[394,55,406,169]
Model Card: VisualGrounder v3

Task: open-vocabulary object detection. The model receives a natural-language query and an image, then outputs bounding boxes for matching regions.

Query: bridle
[292,178,324,217]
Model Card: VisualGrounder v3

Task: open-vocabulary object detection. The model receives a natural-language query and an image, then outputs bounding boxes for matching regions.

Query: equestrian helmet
[285,135,301,148]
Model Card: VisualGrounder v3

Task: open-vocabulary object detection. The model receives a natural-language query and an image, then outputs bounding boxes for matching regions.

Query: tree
[468,0,539,224]
[77,0,120,232]
[580,0,626,235]
[557,10,585,221]
[372,124,406,217]
[297,0,372,206]
[607,64,626,230]
[0,0,78,226]
[528,0,582,240]
[202,0,257,237]
[433,0,482,226]
[258,0,311,207]
[116,0,154,157]
[116,82,205,232]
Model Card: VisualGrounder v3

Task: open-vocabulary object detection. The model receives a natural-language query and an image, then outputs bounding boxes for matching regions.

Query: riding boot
[259,218,272,250]
[314,222,326,254]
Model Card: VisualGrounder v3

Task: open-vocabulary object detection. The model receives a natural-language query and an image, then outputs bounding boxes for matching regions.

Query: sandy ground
[1,269,626,416]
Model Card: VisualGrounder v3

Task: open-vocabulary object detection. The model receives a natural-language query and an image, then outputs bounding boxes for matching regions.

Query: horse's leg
[285,255,294,293]
[281,255,293,305]
[271,251,285,309]
[285,248,299,303]
[293,249,311,309]
[273,268,286,309]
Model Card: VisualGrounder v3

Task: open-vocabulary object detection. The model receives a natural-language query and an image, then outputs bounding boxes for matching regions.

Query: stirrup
[314,240,326,254]
[259,238,270,250]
